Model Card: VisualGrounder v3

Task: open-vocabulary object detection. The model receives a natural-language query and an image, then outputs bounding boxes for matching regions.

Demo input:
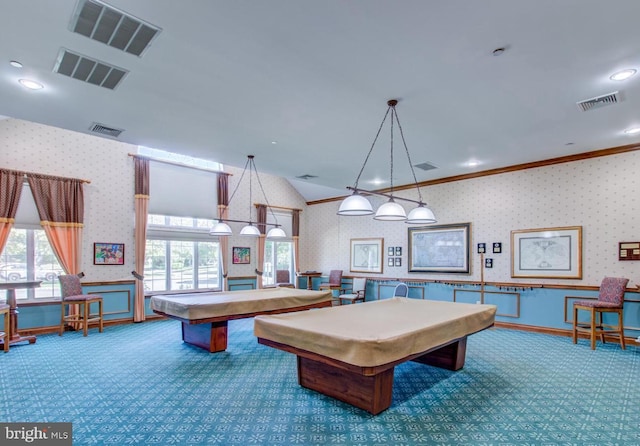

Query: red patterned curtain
[133,157,149,322]
[256,204,267,289]
[0,169,24,254]
[217,173,230,291]
[27,174,84,274]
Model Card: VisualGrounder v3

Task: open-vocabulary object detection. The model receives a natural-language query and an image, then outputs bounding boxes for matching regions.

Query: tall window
[262,240,294,286]
[144,214,220,293]
[0,228,64,300]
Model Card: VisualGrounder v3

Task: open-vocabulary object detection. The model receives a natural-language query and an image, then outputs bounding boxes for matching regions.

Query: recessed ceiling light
[610,69,636,81]
[466,160,480,167]
[9,60,23,68]
[18,79,44,90]
[271,141,277,144]
[624,126,640,135]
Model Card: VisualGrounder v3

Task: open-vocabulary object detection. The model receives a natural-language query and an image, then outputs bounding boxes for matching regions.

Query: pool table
[255,297,496,414]
[151,287,332,352]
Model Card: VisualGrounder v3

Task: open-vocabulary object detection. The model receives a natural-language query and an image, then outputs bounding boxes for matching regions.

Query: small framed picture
[493,242,502,254]
[94,243,125,265]
[388,247,395,256]
[485,258,493,268]
[232,247,251,264]
[388,257,395,267]
[395,247,402,256]
[477,243,486,254]
[394,257,401,267]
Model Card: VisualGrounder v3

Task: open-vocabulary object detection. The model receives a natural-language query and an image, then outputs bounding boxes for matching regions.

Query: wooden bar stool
[572,277,628,350]
[58,274,104,337]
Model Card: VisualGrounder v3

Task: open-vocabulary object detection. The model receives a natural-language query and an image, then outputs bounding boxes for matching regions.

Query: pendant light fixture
[337,99,437,224]
[210,155,286,237]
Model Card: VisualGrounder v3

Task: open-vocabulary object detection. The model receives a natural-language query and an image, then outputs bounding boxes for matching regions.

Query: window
[262,240,294,287]
[0,229,64,300]
[144,214,221,293]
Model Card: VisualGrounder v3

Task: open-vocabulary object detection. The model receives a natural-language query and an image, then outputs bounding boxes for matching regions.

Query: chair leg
[618,310,626,350]
[83,302,89,337]
[572,306,578,344]
[589,308,596,350]
[598,311,606,344]
[3,312,9,352]
[98,299,103,333]
[59,303,65,336]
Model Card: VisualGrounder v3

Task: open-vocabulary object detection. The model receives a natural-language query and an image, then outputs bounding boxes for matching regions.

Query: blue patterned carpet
[1,318,639,445]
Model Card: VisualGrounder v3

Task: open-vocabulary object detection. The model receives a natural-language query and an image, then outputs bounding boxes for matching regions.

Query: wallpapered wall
[0,118,307,282]
[2,118,639,287]
[302,151,640,286]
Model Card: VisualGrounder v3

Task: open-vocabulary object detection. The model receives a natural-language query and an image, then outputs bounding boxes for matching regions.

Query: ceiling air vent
[414,162,438,171]
[576,91,620,112]
[296,174,318,180]
[53,48,128,89]
[70,0,161,57]
[89,122,124,138]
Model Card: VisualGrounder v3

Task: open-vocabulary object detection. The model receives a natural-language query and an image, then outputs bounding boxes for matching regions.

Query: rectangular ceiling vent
[53,48,128,89]
[70,0,161,57]
[414,162,438,171]
[89,122,124,138]
[576,91,620,112]
[296,174,318,180]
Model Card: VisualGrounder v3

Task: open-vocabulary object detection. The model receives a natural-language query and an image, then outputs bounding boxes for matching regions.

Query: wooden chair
[59,274,104,337]
[0,302,9,352]
[275,270,294,288]
[572,277,628,350]
[393,282,409,297]
[338,277,367,305]
[319,270,344,294]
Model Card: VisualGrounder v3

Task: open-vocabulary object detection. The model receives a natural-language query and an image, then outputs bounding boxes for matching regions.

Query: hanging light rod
[346,186,423,205]
[210,155,287,238]
[337,99,437,224]
[215,218,283,227]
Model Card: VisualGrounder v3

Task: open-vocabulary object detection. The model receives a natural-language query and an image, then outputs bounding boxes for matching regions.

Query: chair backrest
[598,277,628,306]
[352,277,367,294]
[58,274,83,298]
[393,282,409,297]
[276,270,290,284]
[328,270,342,285]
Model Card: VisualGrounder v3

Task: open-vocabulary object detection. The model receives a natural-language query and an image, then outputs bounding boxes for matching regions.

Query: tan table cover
[150,287,332,320]
[254,297,497,367]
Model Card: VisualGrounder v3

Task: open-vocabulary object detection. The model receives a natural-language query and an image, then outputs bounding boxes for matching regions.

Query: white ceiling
[1,0,640,202]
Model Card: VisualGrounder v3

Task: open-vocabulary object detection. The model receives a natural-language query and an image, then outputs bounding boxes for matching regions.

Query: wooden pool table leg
[411,337,467,371]
[181,321,228,353]
[297,356,394,415]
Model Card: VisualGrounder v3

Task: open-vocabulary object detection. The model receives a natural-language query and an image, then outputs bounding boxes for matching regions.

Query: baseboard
[494,321,640,345]
[16,314,166,337]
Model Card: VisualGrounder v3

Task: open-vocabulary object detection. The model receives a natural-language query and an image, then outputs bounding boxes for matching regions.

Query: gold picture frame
[350,238,384,274]
[511,226,582,279]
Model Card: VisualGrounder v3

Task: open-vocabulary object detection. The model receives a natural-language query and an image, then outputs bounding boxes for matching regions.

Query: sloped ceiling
[1,0,639,202]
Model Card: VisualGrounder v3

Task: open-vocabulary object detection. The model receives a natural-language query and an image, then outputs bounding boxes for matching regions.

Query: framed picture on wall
[94,243,125,265]
[232,247,251,264]
[408,223,471,273]
[511,226,582,279]
[350,238,384,273]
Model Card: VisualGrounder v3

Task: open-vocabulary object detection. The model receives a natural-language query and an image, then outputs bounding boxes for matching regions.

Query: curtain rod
[3,168,91,184]
[129,153,229,176]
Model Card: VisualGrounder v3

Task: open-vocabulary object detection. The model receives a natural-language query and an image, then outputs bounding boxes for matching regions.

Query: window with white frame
[144,214,221,293]
[0,183,64,301]
[262,209,295,286]
[138,146,223,293]
[0,228,65,300]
